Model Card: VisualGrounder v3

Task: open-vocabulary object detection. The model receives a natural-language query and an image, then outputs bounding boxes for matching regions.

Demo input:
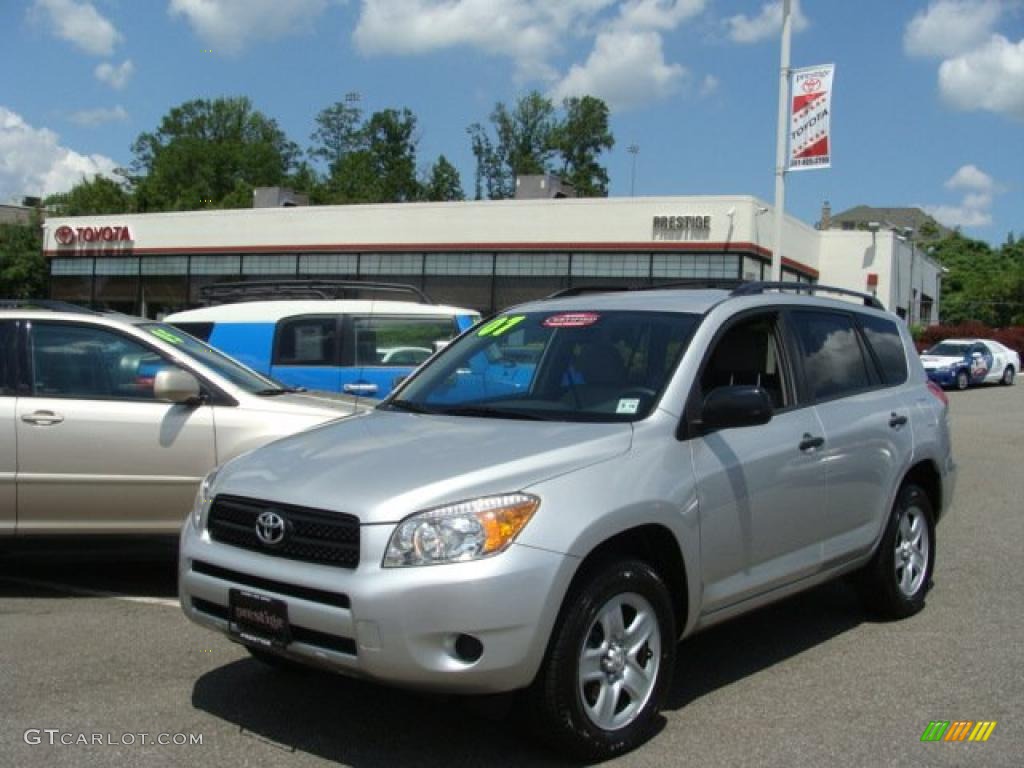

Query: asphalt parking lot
[2,383,1022,768]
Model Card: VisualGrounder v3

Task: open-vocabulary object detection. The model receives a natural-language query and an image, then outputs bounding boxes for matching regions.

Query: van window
[859,314,908,386]
[791,310,872,400]
[354,316,459,367]
[274,316,339,366]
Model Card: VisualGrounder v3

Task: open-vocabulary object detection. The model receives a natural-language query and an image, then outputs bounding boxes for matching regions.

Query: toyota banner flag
[788,64,834,171]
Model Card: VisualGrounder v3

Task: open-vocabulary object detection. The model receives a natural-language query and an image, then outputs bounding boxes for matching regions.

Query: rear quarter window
[169,321,214,342]
[859,314,908,386]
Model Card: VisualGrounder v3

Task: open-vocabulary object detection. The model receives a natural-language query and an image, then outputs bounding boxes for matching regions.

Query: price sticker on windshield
[150,327,184,345]
[477,315,526,337]
[542,312,601,328]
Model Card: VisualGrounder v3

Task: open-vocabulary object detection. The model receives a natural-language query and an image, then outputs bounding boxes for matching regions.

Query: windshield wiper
[436,405,554,421]
[379,399,437,414]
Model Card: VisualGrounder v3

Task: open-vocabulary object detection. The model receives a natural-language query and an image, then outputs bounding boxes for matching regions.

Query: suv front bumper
[179,522,574,694]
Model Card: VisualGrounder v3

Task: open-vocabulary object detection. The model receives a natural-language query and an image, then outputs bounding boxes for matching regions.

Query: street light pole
[627,144,639,197]
[771,0,793,282]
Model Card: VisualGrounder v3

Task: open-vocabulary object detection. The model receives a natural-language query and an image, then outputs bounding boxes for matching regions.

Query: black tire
[245,645,309,673]
[528,559,676,761]
[1001,366,1015,386]
[857,484,936,620]
[955,370,970,390]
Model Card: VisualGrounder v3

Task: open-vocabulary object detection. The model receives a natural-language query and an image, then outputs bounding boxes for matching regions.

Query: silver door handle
[343,383,379,395]
[21,410,65,426]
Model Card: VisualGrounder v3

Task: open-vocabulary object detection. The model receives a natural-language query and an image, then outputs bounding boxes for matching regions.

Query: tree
[130,97,299,211]
[422,155,464,201]
[315,106,422,204]
[0,214,47,299]
[926,232,1022,326]
[468,91,614,199]
[44,175,133,216]
[552,96,614,197]
[310,100,364,174]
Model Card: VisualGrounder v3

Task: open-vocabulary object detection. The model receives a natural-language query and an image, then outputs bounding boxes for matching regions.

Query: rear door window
[273,316,340,366]
[352,315,459,367]
[858,314,908,386]
[790,310,873,401]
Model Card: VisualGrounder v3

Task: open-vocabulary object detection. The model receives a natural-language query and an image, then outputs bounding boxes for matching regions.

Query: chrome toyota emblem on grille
[255,511,286,546]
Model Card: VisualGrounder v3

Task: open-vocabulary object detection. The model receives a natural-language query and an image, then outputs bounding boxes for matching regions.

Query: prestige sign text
[652,215,711,232]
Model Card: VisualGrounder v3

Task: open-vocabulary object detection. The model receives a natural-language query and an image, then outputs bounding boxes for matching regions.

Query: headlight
[191,468,219,530]
[383,493,540,567]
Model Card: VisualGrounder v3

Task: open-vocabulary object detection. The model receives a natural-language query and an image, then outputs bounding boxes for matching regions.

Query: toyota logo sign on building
[53,225,134,246]
[54,226,76,245]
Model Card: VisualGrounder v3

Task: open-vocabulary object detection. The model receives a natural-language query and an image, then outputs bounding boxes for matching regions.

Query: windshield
[139,323,286,394]
[383,310,700,422]
[926,342,970,357]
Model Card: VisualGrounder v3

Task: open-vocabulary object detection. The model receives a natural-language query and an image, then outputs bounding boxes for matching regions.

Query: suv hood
[214,410,632,524]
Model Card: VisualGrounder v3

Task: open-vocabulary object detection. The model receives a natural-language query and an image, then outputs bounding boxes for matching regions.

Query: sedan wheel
[1002,366,1015,386]
[956,370,970,390]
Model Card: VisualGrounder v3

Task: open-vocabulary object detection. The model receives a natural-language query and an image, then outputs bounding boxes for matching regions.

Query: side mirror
[699,385,773,433]
[154,368,202,405]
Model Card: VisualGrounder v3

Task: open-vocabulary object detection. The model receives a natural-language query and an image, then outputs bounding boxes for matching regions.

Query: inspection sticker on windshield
[616,398,640,415]
[543,312,601,328]
[477,315,526,337]
[149,327,183,345]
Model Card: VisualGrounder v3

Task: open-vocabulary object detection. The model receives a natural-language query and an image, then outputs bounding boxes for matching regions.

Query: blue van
[165,298,479,398]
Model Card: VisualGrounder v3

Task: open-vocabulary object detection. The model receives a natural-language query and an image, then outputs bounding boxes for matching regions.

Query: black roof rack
[0,299,97,314]
[547,280,744,300]
[198,280,433,305]
[730,281,885,310]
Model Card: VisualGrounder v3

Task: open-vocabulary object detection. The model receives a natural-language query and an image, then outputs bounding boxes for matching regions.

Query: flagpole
[771,0,793,282]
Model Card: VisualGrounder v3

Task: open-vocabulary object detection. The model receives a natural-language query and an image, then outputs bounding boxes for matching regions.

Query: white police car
[920,338,1019,390]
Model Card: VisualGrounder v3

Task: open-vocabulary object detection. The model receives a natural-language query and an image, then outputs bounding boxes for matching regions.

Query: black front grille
[207,495,360,568]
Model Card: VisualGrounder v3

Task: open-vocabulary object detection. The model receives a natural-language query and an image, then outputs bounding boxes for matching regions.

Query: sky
[1,0,1022,244]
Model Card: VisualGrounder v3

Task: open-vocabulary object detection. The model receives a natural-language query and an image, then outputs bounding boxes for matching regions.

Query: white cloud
[94,59,134,90]
[903,0,1002,58]
[924,163,1001,228]
[69,105,129,127]
[699,73,719,97]
[354,1,619,80]
[616,0,706,31]
[945,163,995,192]
[938,35,1024,119]
[29,0,122,56]
[0,107,119,201]
[727,0,808,45]
[551,30,685,110]
[169,0,331,54]
[924,204,992,228]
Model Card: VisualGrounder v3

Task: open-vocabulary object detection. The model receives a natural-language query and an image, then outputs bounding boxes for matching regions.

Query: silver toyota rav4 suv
[180,283,956,759]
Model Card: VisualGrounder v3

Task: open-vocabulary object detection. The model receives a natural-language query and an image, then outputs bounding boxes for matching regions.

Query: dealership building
[41,194,943,322]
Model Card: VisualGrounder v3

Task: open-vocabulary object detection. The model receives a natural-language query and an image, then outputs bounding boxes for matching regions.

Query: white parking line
[0,576,180,607]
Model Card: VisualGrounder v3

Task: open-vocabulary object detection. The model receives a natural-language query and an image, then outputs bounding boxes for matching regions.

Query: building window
[94,258,139,276]
[362,253,424,275]
[51,258,94,276]
[572,253,650,278]
[299,254,357,275]
[653,253,739,279]
[141,256,188,276]
[424,253,492,275]
[495,253,569,276]
[242,254,297,275]
[190,255,241,275]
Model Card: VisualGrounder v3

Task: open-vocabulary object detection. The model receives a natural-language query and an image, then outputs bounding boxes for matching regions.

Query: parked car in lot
[180,283,956,760]
[0,301,371,537]
[920,337,1018,390]
[165,282,480,399]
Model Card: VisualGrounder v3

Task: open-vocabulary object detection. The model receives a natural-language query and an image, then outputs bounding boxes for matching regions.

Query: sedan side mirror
[699,385,773,433]
[154,368,202,405]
